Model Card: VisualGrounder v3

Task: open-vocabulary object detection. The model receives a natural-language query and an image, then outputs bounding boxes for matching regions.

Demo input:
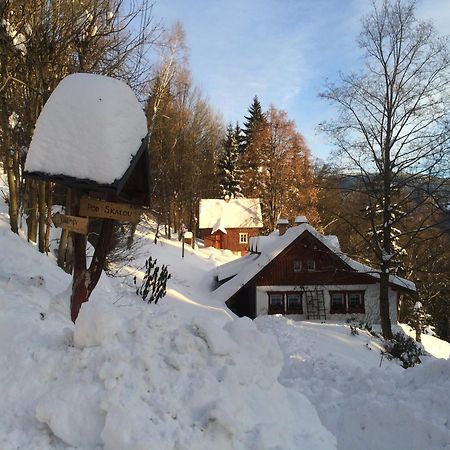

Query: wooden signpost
[52,212,89,235]
[23,74,151,324]
[79,196,142,223]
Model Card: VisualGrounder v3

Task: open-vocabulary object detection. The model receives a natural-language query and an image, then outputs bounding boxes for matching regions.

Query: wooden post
[71,231,88,322]
[70,191,115,322]
[70,217,115,322]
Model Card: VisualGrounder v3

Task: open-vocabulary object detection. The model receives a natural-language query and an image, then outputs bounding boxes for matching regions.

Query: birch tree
[320,0,450,338]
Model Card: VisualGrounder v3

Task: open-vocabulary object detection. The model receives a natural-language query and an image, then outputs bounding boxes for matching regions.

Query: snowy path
[256,316,450,450]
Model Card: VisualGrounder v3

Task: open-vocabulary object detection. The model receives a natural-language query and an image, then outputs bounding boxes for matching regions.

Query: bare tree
[1,0,159,261]
[146,40,222,240]
[320,0,450,338]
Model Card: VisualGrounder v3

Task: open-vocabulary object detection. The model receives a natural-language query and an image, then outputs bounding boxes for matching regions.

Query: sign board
[52,213,89,235]
[79,197,142,223]
[184,231,193,239]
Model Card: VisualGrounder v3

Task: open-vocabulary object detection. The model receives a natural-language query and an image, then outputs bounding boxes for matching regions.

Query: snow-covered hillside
[0,175,449,449]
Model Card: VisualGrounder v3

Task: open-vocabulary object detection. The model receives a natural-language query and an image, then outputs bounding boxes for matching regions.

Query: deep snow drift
[0,179,449,449]
[0,208,334,448]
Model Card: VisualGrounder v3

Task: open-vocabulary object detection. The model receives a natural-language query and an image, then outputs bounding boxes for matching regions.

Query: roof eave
[24,134,149,204]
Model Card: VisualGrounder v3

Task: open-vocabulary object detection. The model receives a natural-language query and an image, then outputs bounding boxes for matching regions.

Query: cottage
[199,198,263,254]
[214,217,416,323]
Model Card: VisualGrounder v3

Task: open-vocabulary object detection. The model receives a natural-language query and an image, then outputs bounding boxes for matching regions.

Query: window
[293,260,302,273]
[268,293,284,314]
[330,291,365,314]
[306,260,316,271]
[330,292,346,314]
[268,292,303,314]
[239,233,248,244]
[348,291,365,313]
[286,293,303,313]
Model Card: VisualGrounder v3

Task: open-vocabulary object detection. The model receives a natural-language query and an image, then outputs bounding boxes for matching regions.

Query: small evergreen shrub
[134,256,171,304]
[383,332,424,369]
[346,318,374,336]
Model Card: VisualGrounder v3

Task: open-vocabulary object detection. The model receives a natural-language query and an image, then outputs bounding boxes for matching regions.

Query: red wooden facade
[225,231,409,319]
[255,232,378,287]
[202,227,260,254]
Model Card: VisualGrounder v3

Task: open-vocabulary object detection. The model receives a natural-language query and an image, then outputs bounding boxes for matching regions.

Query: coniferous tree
[217,124,243,198]
[240,96,269,198]
[233,122,245,154]
[242,95,265,150]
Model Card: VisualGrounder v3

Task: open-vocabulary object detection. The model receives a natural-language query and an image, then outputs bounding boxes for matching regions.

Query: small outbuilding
[199,198,263,254]
[214,217,416,323]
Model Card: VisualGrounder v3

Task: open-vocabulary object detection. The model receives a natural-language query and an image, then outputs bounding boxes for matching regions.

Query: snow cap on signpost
[24,73,150,205]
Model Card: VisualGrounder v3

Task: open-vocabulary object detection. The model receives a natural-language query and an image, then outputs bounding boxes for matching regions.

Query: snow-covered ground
[1,173,449,449]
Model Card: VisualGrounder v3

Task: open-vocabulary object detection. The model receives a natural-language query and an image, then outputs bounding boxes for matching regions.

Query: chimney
[294,215,308,225]
[277,218,289,236]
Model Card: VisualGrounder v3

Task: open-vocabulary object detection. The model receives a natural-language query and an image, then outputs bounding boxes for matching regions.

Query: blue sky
[151,0,450,161]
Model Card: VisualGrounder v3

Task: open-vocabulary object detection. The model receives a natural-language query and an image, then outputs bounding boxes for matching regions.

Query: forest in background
[0,0,449,341]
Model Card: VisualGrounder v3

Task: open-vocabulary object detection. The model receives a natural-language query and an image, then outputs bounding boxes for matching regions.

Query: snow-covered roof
[214,223,416,300]
[25,73,147,186]
[294,215,308,224]
[199,199,263,233]
[217,253,260,283]
[322,235,340,252]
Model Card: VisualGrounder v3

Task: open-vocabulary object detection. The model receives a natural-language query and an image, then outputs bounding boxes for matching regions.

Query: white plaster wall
[256,284,398,324]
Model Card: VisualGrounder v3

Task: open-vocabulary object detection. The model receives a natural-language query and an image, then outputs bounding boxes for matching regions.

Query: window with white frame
[348,291,365,313]
[239,233,248,244]
[268,292,303,314]
[330,291,365,314]
[286,293,303,313]
[268,293,284,314]
[330,292,346,314]
[293,260,302,272]
[306,259,316,271]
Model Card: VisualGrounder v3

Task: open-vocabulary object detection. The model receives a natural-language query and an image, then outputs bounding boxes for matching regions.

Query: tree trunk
[57,189,72,271]
[58,229,70,270]
[191,215,197,249]
[127,222,137,250]
[166,203,171,239]
[27,180,38,242]
[379,267,393,340]
[5,151,19,234]
[38,180,46,253]
[65,231,74,274]
[415,323,422,343]
[44,182,52,254]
